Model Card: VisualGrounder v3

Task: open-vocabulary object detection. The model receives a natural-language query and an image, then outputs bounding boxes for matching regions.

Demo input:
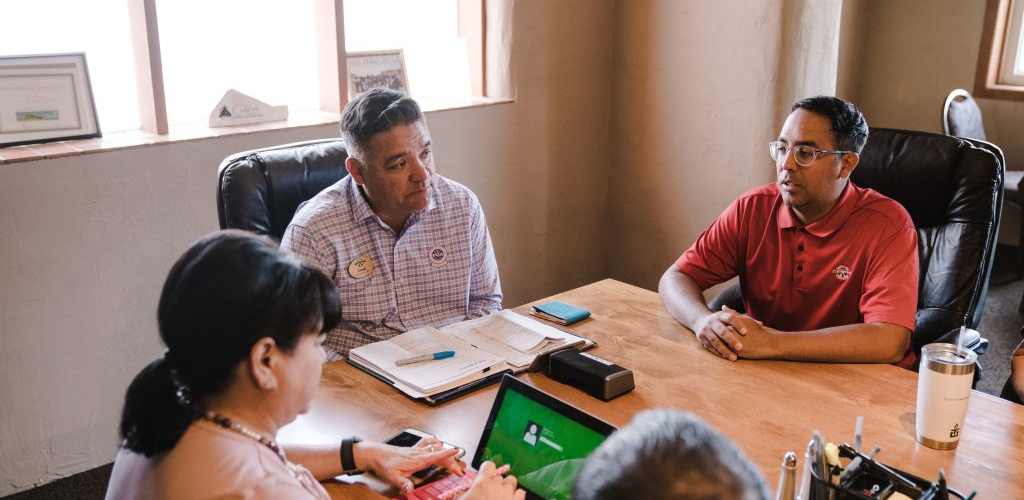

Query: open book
[348,310,594,403]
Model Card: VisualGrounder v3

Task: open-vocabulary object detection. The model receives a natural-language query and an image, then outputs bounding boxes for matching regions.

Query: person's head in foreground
[342,87,435,231]
[112,230,523,499]
[772,95,868,225]
[572,409,770,500]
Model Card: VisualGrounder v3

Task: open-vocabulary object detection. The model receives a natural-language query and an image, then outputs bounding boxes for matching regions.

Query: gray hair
[572,409,770,500]
[340,88,424,162]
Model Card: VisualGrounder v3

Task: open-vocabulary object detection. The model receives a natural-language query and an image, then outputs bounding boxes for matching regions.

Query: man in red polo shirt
[659,96,918,367]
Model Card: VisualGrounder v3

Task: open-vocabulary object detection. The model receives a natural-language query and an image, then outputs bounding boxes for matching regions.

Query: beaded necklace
[201,411,287,464]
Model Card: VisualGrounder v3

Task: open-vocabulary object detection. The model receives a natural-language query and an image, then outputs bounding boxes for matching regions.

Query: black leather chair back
[217,139,349,241]
[851,128,1003,350]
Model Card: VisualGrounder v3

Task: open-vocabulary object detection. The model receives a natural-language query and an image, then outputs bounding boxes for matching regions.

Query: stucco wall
[607,0,843,291]
[838,0,1024,166]
[836,0,1024,246]
[0,1,615,494]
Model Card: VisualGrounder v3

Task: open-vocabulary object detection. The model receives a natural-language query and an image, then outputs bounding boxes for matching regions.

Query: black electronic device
[397,375,618,500]
[384,428,464,482]
[471,374,616,500]
[546,349,634,401]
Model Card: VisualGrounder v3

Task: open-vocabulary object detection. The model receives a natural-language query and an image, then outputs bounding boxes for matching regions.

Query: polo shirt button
[797,265,803,271]
[798,245,804,251]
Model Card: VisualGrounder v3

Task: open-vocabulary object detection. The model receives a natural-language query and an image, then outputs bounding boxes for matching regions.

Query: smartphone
[384,428,465,482]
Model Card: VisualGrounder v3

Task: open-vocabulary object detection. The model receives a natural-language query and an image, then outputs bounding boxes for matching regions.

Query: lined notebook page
[445,310,563,353]
[350,327,504,393]
[444,310,583,368]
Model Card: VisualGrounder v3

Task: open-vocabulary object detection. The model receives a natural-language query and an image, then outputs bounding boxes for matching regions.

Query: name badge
[428,246,448,268]
[347,256,374,279]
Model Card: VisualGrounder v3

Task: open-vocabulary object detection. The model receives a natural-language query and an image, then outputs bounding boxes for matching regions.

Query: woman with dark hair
[105,230,523,499]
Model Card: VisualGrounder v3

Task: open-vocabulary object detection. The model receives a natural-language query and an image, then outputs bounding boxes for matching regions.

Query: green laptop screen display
[477,389,608,500]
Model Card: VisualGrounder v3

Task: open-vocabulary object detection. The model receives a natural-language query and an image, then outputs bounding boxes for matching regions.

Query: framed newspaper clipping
[0,53,101,148]
[347,50,410,99]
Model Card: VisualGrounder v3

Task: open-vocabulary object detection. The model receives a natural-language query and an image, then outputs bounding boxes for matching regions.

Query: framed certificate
[0,53,101,148]
[346,50,410,99]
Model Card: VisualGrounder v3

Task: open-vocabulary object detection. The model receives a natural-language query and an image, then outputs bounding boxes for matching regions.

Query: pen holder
[807,451,971,500]
[809,461,934,500]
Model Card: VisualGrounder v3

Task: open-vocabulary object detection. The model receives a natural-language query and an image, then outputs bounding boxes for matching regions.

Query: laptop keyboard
[392,470,477,500]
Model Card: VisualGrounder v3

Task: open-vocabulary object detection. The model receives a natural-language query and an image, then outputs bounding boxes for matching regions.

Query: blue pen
[395,350,455,366]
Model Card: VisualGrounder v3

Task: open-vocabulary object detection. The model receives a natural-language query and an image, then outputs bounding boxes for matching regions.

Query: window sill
[973,82,1024,102]
[0,97,513,165]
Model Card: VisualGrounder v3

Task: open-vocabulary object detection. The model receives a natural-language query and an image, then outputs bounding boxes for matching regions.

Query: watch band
[340,436,364,475]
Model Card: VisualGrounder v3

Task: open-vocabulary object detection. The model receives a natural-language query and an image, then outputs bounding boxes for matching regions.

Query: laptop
[394,374,616,500]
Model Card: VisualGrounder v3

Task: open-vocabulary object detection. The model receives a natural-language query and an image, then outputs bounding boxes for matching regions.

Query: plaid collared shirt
[281,175,502,360]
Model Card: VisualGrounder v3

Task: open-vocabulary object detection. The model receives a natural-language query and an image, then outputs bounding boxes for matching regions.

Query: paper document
[444,310,578,368]
[349,327,505,394]
[446,310,564,353]
[348,310,594,400]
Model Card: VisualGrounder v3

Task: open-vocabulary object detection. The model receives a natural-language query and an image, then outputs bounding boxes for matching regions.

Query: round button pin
[428,246,448,268]
[347,256,374,279]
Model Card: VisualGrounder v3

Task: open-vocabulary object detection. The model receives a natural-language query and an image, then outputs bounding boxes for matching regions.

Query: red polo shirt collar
[777,181,858,237]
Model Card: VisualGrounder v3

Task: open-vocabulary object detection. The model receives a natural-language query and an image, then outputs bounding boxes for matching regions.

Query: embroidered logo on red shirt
[833,265,851,281]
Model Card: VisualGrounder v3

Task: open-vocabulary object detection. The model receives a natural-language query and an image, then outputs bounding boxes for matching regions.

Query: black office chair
[943,88,1024,281]
[710,128,1003,365]
[217,139,349,241]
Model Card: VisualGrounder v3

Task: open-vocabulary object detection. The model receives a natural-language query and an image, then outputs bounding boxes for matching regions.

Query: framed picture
[346,50,410,99]
[0,53,101,148]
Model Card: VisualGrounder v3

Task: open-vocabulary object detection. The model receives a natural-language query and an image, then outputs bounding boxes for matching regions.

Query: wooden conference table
[280,279,1024,499]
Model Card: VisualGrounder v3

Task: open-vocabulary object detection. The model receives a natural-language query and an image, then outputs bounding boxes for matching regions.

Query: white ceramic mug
[915,343,977,450]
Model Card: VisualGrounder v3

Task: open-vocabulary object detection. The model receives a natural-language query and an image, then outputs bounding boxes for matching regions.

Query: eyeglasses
[768,141,854,167]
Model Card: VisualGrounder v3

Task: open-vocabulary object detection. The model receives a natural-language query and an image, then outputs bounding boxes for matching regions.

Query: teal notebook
[530,301,591,325]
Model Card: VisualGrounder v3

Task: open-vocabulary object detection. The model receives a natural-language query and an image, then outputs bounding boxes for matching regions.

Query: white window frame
[976,0,1024,100]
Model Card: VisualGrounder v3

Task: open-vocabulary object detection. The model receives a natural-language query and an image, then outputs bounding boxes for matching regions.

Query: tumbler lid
[921,343,977,375]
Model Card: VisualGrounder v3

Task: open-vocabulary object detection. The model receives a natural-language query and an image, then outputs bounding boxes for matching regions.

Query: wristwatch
[340,436,364,475]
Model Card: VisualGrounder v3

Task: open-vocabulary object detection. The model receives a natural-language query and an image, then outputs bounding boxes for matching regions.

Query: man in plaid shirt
[282,89,502,360]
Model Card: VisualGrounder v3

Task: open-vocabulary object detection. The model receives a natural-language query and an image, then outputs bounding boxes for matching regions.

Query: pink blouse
[105,420,331,499]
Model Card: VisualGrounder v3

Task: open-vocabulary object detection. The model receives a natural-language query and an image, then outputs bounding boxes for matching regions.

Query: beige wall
[837,0,1024,246]
[0,1,615,494]
[838,0,1024,166]
[608,0,843,291]
[434,0,616,306]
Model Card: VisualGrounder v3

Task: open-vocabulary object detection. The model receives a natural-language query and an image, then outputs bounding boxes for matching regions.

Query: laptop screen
[471,374,616,500]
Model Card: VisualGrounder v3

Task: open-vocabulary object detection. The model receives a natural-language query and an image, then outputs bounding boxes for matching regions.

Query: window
[1000,0,1024,85]
[0,0,139,133]
[344,0,473,108]
[155,0,320,126]
[0,0,488,142]
[976,0,1024,100]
